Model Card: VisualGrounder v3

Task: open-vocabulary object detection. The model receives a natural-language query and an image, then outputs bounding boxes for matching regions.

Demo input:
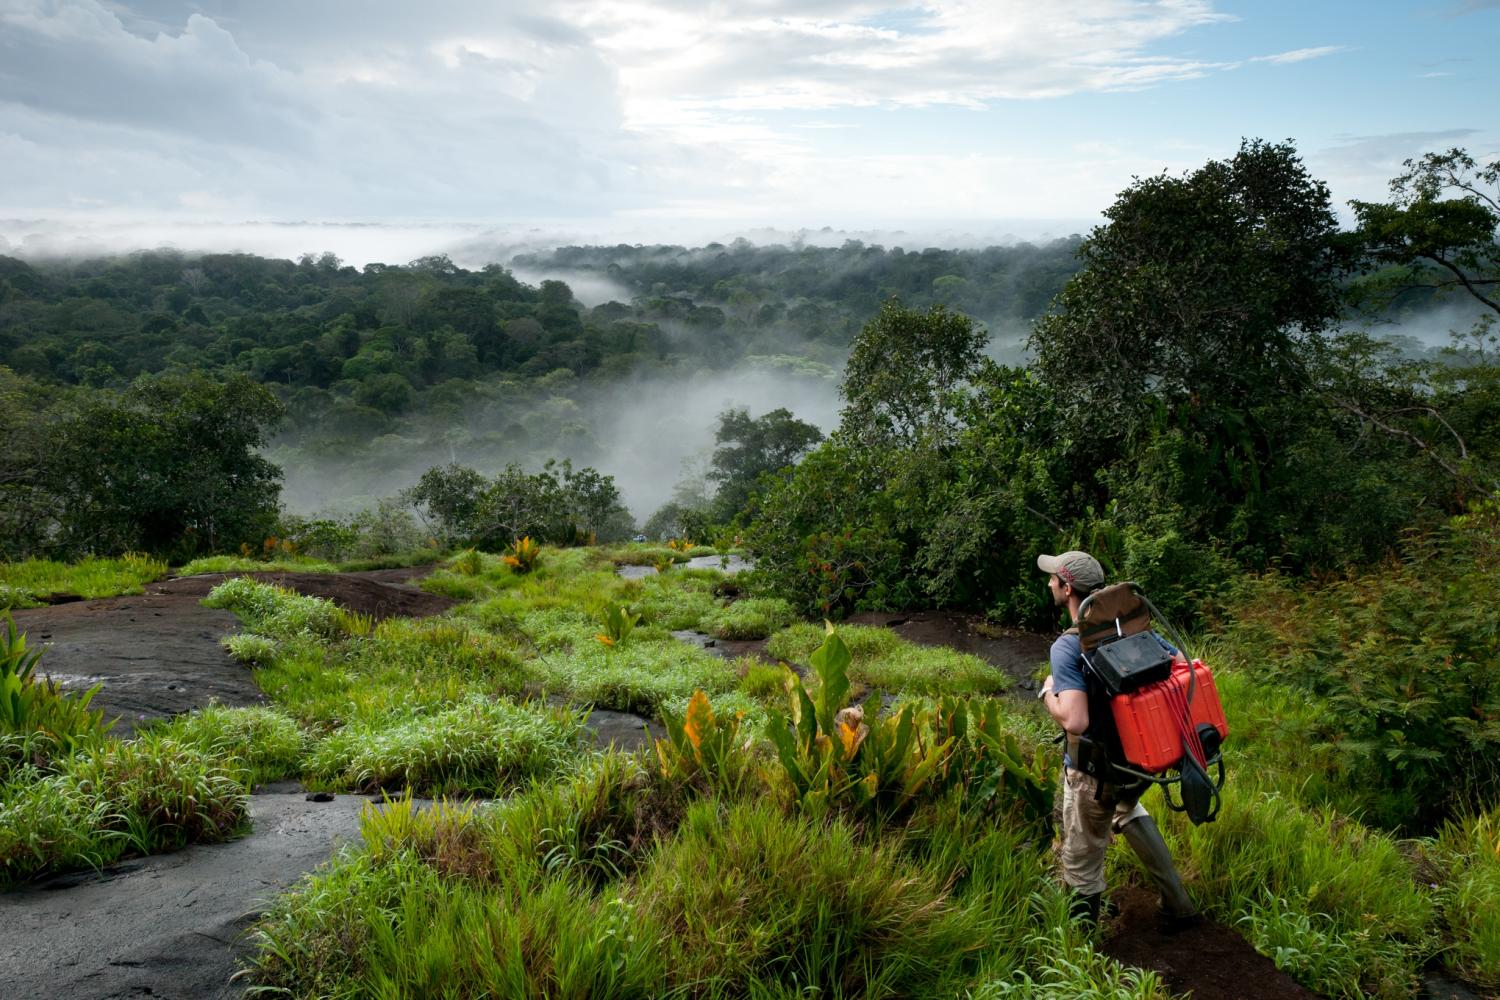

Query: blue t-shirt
[1049,631,1179,695]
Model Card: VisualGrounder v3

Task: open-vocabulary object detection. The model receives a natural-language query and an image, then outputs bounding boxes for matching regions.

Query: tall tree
[1350,147,1499,333]
[839,300,987,444]
[708,407,824,521]
[1031,138,1343,443]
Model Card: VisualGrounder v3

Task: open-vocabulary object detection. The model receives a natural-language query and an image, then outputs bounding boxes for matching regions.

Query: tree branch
[1332,397,1468,481]
[1421,252,1500,314]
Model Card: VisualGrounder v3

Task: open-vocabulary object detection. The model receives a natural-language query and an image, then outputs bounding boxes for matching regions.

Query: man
[1036,550,1198,928]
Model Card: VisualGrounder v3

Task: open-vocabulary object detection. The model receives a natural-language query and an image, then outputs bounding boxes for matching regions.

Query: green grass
[176,554,340,575]
[767,622,1008,697]
[633,798,990,995]
[701,596,797,640]
[0,554,167,608]
[175,550,441,576]
[0,733,247,886]
[9,538,1464,997]
[202,577,359,641]
[1150,775,1433,999]
[533,638,738,716]
[1414,807,1500,992]
[305,696,586,796]
[145,704,305,787]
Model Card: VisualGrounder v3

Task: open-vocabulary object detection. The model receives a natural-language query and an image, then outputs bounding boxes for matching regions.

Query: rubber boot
[1119,815,1197,923]
[1069,891,1102,926]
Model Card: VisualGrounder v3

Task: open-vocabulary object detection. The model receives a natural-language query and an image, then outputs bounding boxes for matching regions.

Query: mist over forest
[0,226,1476,525]
[0,234,1089,520]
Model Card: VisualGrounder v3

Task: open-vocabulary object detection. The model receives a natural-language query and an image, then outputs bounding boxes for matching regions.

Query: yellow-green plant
[335,608,376,637]
[502,536,541,573]
[766,624,953,818]
[2,614,112,758]
[651,554,674,574]
[924,695,1056,842]
[594,604,640,649]
[655,690,751,797]
[451,547,483,577]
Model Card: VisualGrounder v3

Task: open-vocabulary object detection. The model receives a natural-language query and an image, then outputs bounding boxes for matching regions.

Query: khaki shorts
[1056,766,1150,895]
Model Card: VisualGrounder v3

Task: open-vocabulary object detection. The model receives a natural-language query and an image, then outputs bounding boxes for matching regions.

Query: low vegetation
[0,554,166,609]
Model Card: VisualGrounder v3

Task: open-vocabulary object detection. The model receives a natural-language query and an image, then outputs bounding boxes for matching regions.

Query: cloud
[578,0,1238,121]
[0,0,639,219]
[0,0,1400,227]
[1249,45,1347,64]
[1309,129,1484,215]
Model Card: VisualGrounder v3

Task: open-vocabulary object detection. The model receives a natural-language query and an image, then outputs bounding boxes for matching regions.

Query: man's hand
[1038,674,1055,700]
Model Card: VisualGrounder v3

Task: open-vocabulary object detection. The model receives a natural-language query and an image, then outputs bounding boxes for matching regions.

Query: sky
[1,0,1497,259]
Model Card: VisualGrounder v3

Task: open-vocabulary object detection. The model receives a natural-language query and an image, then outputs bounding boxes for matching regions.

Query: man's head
[1037,550,1105,611]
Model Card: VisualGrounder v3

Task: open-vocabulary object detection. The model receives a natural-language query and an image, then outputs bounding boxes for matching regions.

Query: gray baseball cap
[1037,551,1105,592]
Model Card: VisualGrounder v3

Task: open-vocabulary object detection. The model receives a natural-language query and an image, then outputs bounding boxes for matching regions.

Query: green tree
[405,464,487,545]
[1350,147,1498,336]
[839,300,987,444]
[1031,139,1344,444]
[707,407,824,522]
[37,373,283,558]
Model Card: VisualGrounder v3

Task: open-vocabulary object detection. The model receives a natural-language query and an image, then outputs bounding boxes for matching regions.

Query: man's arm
[1040,675,1089,734]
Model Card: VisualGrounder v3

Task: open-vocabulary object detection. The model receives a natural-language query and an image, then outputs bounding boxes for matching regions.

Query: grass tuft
[305,695,586,796]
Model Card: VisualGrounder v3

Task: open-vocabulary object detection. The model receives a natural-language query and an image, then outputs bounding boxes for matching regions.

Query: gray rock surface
[0,787,371,999]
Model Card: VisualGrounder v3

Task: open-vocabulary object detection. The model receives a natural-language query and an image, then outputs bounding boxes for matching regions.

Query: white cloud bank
[0,0,1394,232]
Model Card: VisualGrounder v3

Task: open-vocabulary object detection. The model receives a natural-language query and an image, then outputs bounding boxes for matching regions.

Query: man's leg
[1113,801,1196,920]
[1057,767,1114,922]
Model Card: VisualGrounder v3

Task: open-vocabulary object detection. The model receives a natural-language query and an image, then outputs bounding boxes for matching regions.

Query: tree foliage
[707,407,824,521]
[1,371,282,560]
[1031,138,1344,442]
[840,301,988,443]
[1350,147,1499,324]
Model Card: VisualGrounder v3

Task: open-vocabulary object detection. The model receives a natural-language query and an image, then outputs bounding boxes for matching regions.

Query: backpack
[1070,582,1228,824]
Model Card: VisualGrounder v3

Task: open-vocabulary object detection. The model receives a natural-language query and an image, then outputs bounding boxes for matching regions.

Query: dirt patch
[9,567,452,737]
[0,785,375,1000]
[1101,884,1323,1000]
[843,609,1053,694]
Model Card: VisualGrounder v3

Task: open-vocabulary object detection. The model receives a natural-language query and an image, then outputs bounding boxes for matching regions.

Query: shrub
[654,690,755,798]
[1217,497,1500,830]
[2,614,113,771]
[502,536,541,573]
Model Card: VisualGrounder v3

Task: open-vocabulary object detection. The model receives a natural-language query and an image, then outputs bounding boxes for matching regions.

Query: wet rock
[0,790,375,999]
[584,708,661,752]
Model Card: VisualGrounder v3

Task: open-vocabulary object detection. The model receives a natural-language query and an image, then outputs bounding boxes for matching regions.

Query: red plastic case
[1111,658,1229,773]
